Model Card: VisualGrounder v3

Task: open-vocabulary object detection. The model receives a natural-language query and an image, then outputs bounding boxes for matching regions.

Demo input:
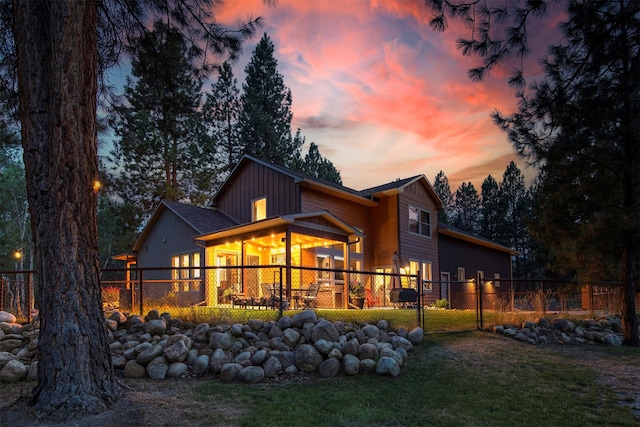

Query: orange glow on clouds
[215,0,557,190]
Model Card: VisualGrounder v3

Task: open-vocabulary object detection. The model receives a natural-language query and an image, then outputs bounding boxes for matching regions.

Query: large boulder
[295,344,323,372]
[0,359,27,382]
[237,366,264,383]
[311,319,339,343]
[318,357,341,378]
[376,356,401,377]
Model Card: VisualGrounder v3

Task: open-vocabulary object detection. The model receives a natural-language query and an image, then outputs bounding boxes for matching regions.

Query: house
[119,155,514,309]
[437,222,516,309]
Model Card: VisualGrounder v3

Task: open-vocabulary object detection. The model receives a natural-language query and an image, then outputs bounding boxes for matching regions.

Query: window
[457,267,466,282]
[171,252,202,292]
[422,261,433,291]
[493,273,501,288]
[408,205,431,237]
[252,197,267,221]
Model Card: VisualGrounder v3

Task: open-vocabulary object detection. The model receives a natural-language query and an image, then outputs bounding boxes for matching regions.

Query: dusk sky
[109,1,564,192]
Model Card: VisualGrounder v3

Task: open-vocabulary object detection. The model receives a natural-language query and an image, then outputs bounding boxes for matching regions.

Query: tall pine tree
[498,162,529,277]
[433,170,454,223]
[204,61,241,182]
[452,182,481,234]
[109,21,210,214]
[238,33,301,167]
[480,175,501,241]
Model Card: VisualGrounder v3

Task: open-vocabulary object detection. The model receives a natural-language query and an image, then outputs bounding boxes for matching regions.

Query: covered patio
[195,211,365,308]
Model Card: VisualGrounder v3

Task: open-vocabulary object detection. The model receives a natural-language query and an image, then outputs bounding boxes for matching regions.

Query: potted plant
[349,282,365,309]
[222,287,235,303]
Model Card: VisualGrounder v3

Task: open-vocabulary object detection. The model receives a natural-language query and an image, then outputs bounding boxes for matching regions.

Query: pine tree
[452,182,481,234]
[204,61,242,181]
[498,162,529,276]
[301,140,342,184]
[109,21,210,213]
[238,33,301,167]
[433,170,454,223]
[426,0,639,345]
[480,175,501,241]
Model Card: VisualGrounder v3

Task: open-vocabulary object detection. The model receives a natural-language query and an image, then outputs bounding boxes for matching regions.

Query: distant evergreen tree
[480,175,501,241]
[238,33,301,167]
[433,170,454,223]
[452,182,481,233]
[498,162,530,276]
[109,21,210,215]
[300,140,342,185]
[203,61,241,183]
[0,145,30,271]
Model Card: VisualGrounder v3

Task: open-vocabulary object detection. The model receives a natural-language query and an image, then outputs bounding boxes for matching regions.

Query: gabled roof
[213,155,446,209]
[132,200,237,252]
[359,175,444,210]
[437,222,518,255]
[212,155,378,207]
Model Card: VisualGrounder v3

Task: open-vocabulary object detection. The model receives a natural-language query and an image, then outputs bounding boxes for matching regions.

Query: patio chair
[302,283,320,309]
[365,288,380,308]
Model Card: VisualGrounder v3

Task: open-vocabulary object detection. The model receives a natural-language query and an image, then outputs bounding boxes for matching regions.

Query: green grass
[189,333,639,427]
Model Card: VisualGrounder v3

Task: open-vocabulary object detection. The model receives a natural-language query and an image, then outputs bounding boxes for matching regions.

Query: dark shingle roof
[358,176,422,197]
[162,200,238,234]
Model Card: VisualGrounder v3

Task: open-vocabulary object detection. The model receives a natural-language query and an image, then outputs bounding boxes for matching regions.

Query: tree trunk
[13,0,121,420]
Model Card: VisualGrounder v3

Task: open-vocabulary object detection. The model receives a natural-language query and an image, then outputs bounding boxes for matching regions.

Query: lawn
[3,332,638,426]
[185,333,639,427]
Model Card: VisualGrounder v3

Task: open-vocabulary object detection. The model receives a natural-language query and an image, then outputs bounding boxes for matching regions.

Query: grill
[389,288,418,304]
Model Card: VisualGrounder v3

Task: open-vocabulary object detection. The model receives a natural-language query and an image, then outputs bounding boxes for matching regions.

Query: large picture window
[171,252,202,292]
[408,205,431,238]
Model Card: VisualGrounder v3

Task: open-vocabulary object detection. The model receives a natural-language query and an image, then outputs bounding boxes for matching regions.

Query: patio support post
[285,229,292,301]
[343,241,349,309]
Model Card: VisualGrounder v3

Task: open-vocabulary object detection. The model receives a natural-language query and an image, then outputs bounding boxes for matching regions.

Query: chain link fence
[2,268,635,333]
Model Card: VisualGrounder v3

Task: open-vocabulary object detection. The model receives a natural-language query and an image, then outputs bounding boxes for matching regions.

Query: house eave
[195,211,365,243]
[297,178,378,207]
[438,226,518,255]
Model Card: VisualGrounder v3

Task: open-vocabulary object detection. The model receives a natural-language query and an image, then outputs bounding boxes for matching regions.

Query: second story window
[408,205,431,238]
[252,197,267,221]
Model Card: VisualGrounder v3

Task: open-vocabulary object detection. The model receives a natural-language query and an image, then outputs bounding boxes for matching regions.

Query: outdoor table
[290,287,309,309]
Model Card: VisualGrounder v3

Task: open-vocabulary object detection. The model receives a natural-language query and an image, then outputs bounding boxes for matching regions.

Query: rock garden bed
[0,309,424,383]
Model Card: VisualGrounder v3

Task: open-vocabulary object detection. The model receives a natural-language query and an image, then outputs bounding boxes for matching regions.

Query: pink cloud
[212,0,561,191]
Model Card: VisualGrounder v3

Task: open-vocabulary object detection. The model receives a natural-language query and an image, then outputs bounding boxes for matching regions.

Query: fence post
[139,269,144,317]
[416,271,423,330]
[27,272,32,324]
[278,266,284,318]
[476,272,484,330]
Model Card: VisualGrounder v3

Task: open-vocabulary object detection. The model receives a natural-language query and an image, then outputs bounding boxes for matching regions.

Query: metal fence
[0,270,36,323]
[100,265,426,330]
[2,268,635,333]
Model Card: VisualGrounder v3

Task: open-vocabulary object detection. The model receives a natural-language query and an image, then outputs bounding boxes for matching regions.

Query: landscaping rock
[295,344,323,372]
[0,359,27,382]
[237,366,264,383]
[342,354,360,375]
[318,357,341,378]
[0,308,426,384]
[376,356,401,377]
[0,311,17,323]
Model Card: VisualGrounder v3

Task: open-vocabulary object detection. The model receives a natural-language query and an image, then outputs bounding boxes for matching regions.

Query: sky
[111,0,564,193]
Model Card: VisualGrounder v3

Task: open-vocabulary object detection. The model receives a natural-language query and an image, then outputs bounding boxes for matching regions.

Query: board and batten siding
[300,188,370,229]
[438,233,511,281]
[215,161,299,223]
[397,181,439,278]
[367,195,399,268]
[136,208,203,274]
